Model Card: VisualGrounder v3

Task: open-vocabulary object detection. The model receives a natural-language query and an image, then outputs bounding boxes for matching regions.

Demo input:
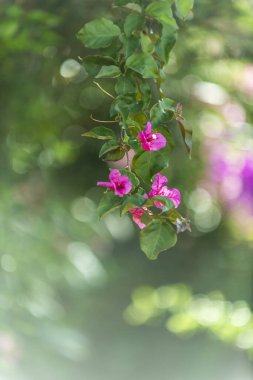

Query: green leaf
[140,220,177,259]
[110,94,143,119]
[133,150,170,183]
[97,191,123,218]
[99,140,120,158]
[95,65,121,78]
[146,196,175,212]
[150,98,175,127]
[82,126,116,140]
[115,76,136,95]
[120,193,147,215]
[114,0,141,5]
[120,34,139,58]
[140,32,154,54]
[77,18,121,49]
[124,3,142,13]
[156,22,178,63]
[82,56,116,77]
[145,1,174,25]
[175,0,194,19]
[124,13,144,37]
[103,147,126,161]
[126,53,158,79]
[119,169,140,190]
[176,118,192,158]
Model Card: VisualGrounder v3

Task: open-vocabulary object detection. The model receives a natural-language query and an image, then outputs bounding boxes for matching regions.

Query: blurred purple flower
[138,121,167,151]
[149,173,181,209]
[97,169,132,197]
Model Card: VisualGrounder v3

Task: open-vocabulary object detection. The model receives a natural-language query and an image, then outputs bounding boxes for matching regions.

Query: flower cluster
[97,169,181,230]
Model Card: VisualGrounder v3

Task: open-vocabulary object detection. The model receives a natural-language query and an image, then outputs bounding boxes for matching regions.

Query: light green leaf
[140,32,154,54]
[95,65,121,78]
[114,0,141,5]
[126,53,158,78]
[175,0,194,19]
[97,191,123,218]
[82,126,116,140]
[145,1,174,25]
[146,196,175,212]
[77,18,121,49]
[140,220,177,259]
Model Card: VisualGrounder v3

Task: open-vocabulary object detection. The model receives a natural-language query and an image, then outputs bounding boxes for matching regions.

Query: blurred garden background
[1,0,253,379]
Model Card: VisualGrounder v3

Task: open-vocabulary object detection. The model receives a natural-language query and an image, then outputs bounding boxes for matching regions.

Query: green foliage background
[1,0,253,379]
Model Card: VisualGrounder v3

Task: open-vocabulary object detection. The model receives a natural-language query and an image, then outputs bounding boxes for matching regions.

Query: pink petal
[97,181,114,191]
[145,121,152,134]
[129,208,146,229]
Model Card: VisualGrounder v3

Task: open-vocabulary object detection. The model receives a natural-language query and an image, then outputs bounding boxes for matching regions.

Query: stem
[93,81,115,99]
[90,114,118,123]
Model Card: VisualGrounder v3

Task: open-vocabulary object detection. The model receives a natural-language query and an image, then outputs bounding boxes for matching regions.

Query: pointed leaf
[82,126,116,140]
[115,76,136,95]
[133,150,170,183]
[126,53,159,79]
[99,140,120,158]
[156,22,178,63]
[77,18,121,49]
[98,191,123,218]
[145,1,174,25]
[82,56,115,77]
[124,13,144,36]
[175,0,194,19]
[140,220,177,259]
[95,65,121,78]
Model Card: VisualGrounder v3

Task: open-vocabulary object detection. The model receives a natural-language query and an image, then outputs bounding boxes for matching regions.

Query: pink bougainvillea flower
[97,169,132,197]
[149,173,181,209]
[129,208,146,229]
[137,121,167,151]
[129,194,149,229]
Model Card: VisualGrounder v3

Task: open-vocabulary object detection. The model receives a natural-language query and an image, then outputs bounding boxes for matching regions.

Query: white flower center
[152,133,157,139]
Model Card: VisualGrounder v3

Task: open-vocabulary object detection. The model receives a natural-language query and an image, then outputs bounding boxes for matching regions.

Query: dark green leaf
[103,147,126,161]
[124,13,144,37]
[95,65,121,78]
[82,56,115,77]
[145,1,174,25]
[126,53,158,78]
[99,140,120,158]
[140,220,177,259]
[120,193,147,215]
[97,191,123,218]
[77,18,121,49]
[150,98,175,127]
[82,126,116,140]
[120,34,139,58]
[175,0,194,19]
[133,150,170,183]
[114,0,141,5]
[156,22,178,63]
[115,76,136,95]
[176,118,192,158]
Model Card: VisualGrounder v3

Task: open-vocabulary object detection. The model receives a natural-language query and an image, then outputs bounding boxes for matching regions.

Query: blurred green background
[1,0,253,379]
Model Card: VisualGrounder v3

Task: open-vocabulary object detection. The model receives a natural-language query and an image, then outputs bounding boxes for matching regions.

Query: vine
[77,0,193,259]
